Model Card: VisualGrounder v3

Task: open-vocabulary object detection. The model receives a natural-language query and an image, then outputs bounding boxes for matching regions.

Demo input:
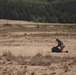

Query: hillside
[0,0,76,23]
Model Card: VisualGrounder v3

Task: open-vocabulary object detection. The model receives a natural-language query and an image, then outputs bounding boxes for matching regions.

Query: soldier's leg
[60,45,65,51]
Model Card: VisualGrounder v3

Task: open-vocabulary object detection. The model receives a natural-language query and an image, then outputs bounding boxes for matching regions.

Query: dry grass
[2,51,30,65]
[2,51,76,66]
[3,24,13,27]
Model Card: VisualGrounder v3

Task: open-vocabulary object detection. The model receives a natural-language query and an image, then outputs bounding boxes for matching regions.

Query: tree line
[0,0,76,23]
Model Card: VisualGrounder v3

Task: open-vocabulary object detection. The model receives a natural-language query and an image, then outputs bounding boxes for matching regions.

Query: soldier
[56,38,65,52]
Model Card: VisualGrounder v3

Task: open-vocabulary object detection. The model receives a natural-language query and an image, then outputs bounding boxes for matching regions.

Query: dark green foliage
[0,0,76,23]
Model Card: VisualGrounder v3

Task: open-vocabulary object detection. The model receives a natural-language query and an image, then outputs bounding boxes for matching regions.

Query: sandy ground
[0,36,76,57]
[0,19,76,75]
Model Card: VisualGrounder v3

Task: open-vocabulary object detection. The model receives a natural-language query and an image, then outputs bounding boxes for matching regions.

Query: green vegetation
[0,0,76,23]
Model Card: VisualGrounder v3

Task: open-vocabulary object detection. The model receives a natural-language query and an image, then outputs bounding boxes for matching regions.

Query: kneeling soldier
[56,38,65,52]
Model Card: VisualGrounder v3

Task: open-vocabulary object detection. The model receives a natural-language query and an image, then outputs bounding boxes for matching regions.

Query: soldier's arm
[57,44,60,47]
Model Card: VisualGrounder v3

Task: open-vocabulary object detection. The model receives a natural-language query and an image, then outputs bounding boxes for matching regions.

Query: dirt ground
[0,19,76,75]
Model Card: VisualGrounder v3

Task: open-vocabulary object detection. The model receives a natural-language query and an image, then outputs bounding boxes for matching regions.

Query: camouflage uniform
[56,38,65,51]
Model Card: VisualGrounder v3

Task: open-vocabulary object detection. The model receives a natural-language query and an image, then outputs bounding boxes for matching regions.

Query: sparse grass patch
[2,51,76,66]
[30,54,76,66]
[16,55,28,65]
[3,24,12,27]
[3,51,17,61]
[52,25,76,31]
[45,54,52,59]
[36,24,50,31]
[30,53,52,66]
[2,51,29,65]
[16,24,24,28]
[62,25,76,30]
[41,25,50,28]
[35,52,43,57]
